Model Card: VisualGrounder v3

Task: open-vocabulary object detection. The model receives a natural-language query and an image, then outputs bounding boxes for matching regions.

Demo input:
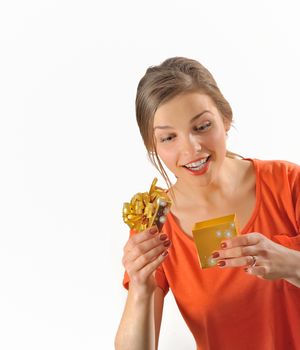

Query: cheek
[208,128,227,149]
[156,146,177,166]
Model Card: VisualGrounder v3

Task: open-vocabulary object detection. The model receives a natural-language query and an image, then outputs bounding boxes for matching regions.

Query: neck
[171,158,242,206]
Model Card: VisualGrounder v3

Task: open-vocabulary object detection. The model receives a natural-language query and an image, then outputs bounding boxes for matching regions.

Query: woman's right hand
[122,226,171,296]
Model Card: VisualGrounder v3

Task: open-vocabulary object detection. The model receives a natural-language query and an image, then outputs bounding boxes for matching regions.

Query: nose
[181,134,201,155]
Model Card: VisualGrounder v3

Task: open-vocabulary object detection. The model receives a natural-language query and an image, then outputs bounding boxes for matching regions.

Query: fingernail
[159,234,168,241]
[162,250,169,257]
[211,252,220,259]
[163,240,171,247]
[217,260,226,267]
[220,242,227,249]
[149,227,158,235]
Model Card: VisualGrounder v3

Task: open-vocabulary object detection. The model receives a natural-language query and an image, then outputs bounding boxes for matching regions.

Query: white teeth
[185,157,208,169]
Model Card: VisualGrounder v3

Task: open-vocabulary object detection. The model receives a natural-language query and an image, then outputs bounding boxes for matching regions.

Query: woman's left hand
[212,232,299,282]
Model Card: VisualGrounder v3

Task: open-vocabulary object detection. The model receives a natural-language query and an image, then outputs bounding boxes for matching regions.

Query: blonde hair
[135,57,240,188]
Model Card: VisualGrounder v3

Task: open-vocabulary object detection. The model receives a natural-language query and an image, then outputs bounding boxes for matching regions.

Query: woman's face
[153,92,229,186]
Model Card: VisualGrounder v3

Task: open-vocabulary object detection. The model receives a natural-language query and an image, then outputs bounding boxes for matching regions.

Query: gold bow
[122,178,171,232]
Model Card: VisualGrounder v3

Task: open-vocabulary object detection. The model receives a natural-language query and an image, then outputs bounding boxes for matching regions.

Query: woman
[115,57,300,350]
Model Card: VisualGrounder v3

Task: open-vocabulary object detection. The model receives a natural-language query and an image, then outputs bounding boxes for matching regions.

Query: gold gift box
[192,214,240,269]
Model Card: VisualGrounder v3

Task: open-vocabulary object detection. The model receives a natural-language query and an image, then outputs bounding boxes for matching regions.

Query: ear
[223,119,231,133]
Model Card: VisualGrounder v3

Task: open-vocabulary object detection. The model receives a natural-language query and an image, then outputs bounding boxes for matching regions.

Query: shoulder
[247,158,299,175]
[247,158,300,189]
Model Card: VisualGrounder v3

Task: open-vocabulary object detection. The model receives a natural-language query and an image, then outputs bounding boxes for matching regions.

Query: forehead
[153,92,218,126]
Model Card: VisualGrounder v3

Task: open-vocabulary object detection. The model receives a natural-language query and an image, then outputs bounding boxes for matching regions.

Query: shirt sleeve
[122,230,169,296]
[272,162,300,250]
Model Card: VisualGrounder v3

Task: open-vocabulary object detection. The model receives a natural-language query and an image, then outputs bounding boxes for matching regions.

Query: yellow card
[192,214,240,269]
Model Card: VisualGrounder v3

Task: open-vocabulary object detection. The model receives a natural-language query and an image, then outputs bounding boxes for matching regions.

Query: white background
[1,1,300,349]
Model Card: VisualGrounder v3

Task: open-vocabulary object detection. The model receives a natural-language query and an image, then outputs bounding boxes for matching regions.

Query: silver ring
[249,255,257,267]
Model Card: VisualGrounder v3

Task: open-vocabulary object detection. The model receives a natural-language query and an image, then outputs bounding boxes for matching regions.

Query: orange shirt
[123,159,300,350]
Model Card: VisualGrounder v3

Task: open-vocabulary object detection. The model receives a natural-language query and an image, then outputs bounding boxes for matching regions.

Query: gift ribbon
[122,178,170,232]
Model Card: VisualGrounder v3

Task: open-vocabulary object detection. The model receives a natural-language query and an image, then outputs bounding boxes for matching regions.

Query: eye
[159,134,176,143]
[194,121,212,132]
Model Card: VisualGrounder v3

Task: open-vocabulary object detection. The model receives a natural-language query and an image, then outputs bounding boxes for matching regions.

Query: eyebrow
[153,110,211,130]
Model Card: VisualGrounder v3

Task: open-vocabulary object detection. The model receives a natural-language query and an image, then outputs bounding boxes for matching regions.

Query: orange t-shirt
[123,159,300,350]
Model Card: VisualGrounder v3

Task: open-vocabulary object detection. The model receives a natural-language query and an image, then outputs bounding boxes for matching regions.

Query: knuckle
[154,242,163,251]
[259,240,266,248]
[258,242,268,256]
[139,254,148,265]
[245,235,252,245]
[241,246,250,256]
[254,232,263,242]
[136,246,144,255]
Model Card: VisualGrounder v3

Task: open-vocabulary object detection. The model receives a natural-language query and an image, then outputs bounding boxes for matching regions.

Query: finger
[133,240,172,271]
[214,245,257,259]
[139,249,170,277]
[124,226,158,252]
[125,233,170,263]
[217,255,257,268]
[129,249,170,284]
[221,232,262,249]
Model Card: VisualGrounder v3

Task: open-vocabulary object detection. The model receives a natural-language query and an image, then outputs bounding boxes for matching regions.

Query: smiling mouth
[183,156,211,171]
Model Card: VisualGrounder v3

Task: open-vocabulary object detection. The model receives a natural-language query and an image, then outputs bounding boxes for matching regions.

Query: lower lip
[184,158,210,176]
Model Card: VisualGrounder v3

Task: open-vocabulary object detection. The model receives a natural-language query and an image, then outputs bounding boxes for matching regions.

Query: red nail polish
[163,239,171,247]
[149,227,158,235]
[221,242,227,249]
[217,260,226,267]
[159,234,168,241]
[162,250,169,257]
[212,252,220,259]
